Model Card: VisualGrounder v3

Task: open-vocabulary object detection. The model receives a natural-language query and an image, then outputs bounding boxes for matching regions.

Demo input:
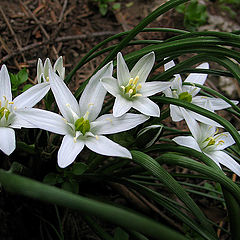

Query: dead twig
[19,0,59,58]
[0,31,118,63]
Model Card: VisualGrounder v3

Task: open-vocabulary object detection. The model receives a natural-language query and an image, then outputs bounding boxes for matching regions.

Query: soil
[0,0,239,239]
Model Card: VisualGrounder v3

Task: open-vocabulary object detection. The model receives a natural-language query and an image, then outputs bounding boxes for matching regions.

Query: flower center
[202,128,226,149]
[74,117,90,136]
[0,97,14,125]
[121,76,142,98]
[178,92,192,103]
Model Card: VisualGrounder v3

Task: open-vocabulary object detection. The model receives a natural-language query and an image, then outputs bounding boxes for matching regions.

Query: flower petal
[58,135,84,168]
[117,52,131,86]
[43,58,53,79]
[79,62,113,121]
[113,95,132,117]
[0,65,12,101]
[133,97,160,117]
[141,81,172,97]
[37,58,44,83]
[183,62,209,96]
[10,115,36,129]
[206,98,238,111]
[130,52,155,83]
[0,127,15,155]
[91,113,149,135]
[53,56,65,80]
[49,70,80,121]
[14,82,50,108]
[207,150,240,176]
[101,77,119,97]
[170,105,184,121]
[15,108,70,135]
[214,132,236,150]
[180,108,201,140]
[173,136,201,152]
[86,135,132,159]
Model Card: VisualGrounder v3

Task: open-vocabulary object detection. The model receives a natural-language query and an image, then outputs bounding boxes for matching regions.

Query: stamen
[14,106,17,110]
[121,86,125,92]
[95,135,99,140]
[132,93,142,98]
[9,102,14,104]
[128,78,133,85]
[136,83,142,91]
[133,76,139,85]
[217,140,224,145]
[46,76,49,82]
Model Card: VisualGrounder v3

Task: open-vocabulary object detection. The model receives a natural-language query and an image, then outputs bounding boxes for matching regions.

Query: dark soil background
[0,0,239,239]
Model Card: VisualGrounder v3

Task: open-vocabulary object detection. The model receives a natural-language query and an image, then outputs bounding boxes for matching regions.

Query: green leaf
[43,173,59,185]
[114,227,129,240]
[0,169,188,240]
[112,3,121,10]
[17,68,28,85]
[22,84,33,92]
[61,181,79,194]
[72,162,88,175]
[99,3,108,16]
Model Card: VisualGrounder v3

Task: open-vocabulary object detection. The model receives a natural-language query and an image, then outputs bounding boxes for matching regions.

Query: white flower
[101,52,171,117]
[173,122,240,176]
[17,62,149,168]
[164,60,238,126]
[0,65,50,155]
[37,56,65,83]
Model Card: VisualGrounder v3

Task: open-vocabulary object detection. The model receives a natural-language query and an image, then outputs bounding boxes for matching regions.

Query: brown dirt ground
[0,0,239,239]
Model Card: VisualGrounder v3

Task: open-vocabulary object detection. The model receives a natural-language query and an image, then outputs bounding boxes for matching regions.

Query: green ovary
[75,117,90,135]
[0,107,10,121]
[178,92,192,103]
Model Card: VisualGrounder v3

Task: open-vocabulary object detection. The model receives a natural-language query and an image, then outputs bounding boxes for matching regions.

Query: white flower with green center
[164,60,238,126]
[173,122,240,176]
[0,65,51,155]
[17,62,149,168]
[37,56,65,83]
[101,52,171,117]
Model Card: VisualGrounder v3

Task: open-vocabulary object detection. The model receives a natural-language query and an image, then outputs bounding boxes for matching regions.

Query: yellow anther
[136,83,142,91]
[73,137,77,143]
[46,76,49,82]
[66,103,70,107]
[96,135,99,140]
[9,102,14,104]
[201,96,208,99]
[218,140,224,145]
[132,93,142,98]
[128,78,133,84]
[14,106,17,110]
[88,103,94,107]
[3,96,6,100]
[133,76,139,85]
[121,86,125,90]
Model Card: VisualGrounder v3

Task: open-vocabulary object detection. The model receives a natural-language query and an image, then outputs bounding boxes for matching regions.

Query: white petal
[133,97,160,117]
[86,135,132,159]
[173,136,201,152]
[130,52,155,83]
[163,88,173,98]
[37,58,44,83]
[113,95,132,117]
[198,123,216,143]
[49,70,80,121]
[141,81,172,97]
[164,59,176,71]
[206,98,238,111]
[214,132,235,150]
[43,58,53,78]
[0,65,12,101]
[10,115,36,129]
[79,62,113,121]
[0,127,15,155]
[58,135,84,168]
[14,83,50,108]
[117,52,131,86]
[207,151,240,176]
[101,77,119,97]
[15,108,70,135]
[183,63,209,96]
[53,56,65,80]
[170,105,184,121]
[91,113,149,135]
[180,108,201,140]
[190,111,222,128]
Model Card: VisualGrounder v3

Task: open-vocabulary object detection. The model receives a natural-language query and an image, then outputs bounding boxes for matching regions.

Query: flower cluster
[0,53,239,176]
